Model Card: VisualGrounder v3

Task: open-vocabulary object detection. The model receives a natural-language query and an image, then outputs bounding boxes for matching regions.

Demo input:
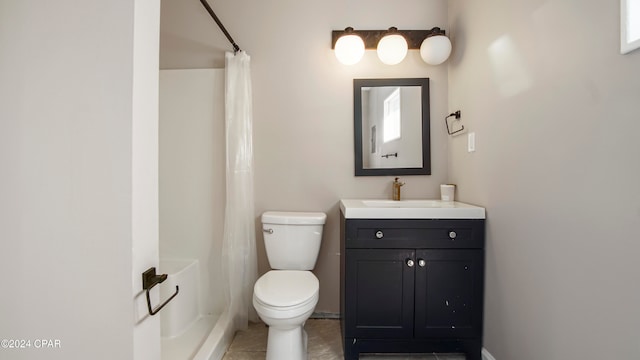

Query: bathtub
[160,259,233,360]
[160,259,200,338]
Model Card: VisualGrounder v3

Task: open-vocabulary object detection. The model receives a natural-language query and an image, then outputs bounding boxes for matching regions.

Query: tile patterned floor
[222,319,466,360]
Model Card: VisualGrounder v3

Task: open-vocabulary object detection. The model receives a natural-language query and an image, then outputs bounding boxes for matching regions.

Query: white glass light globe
[420,35,452,65]
[334,34,365,65]
[377,34,408,65]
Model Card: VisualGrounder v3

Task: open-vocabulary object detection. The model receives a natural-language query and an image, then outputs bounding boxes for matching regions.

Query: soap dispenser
[392,177,405,201]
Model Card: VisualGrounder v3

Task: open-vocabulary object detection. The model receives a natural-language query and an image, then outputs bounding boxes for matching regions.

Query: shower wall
[159,69,226,318]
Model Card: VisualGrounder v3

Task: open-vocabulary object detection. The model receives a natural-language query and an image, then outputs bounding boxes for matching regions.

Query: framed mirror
[354,78,430,176]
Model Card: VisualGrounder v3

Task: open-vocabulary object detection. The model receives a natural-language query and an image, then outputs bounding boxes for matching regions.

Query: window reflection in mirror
[383,88,401,143]
[354,78,430,176]
[621,0,640,53]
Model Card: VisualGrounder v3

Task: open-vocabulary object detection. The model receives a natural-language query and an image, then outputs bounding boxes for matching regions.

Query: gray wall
[160,0,640,358]
[0,1,161,359]
[160,0,450,313]
[448,1,640,359]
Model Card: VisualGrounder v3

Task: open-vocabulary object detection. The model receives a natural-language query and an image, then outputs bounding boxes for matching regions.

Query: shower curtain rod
[199,0,241,53]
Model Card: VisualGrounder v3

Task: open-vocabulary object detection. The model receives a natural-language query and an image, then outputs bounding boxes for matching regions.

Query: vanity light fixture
[420,30,452,65]
[377,27,408,65]
[332,27,452,66]
[334,27,365,65]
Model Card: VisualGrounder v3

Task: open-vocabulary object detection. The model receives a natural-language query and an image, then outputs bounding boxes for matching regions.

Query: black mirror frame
[354,78,431,176]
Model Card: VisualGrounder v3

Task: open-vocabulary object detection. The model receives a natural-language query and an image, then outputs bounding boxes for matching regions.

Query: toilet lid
[254,270,319,308]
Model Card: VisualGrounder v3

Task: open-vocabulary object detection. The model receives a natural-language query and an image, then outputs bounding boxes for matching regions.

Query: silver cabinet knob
[449,231,457,239]
[375,230,384,239]
[418,259,426,267]
[406,259,415,267]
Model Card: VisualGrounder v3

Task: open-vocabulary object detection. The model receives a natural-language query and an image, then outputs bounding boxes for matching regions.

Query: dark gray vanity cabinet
[340,216,485,360]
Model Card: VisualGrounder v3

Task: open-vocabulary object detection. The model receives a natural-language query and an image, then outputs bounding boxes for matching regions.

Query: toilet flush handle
[263,228,273,234]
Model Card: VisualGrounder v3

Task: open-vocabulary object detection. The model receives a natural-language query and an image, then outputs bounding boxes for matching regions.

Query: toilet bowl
[253,211,326,360]
[253,270,319,360]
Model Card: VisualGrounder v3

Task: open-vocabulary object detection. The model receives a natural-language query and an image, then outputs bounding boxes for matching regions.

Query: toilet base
[266,323,308,360]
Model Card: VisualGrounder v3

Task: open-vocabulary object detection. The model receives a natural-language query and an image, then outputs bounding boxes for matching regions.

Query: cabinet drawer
[345,219,484,249]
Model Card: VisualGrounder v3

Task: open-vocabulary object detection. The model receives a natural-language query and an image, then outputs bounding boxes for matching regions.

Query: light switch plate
[468,132,476,152]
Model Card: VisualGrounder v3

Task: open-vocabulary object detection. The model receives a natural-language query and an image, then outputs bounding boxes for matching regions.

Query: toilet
[253,211,326,360]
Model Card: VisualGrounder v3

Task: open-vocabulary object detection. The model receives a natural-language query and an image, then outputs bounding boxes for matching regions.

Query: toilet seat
[254,270,319,318]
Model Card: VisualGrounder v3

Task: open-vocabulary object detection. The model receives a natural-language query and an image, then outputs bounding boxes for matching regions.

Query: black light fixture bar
[331,27,446,49]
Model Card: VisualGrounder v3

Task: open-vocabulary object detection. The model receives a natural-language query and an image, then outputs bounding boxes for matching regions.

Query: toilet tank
[261,211,327,270]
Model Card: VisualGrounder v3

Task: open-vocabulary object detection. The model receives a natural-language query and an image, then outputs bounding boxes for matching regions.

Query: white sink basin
[362,200,443,208]
[340,199,486,219]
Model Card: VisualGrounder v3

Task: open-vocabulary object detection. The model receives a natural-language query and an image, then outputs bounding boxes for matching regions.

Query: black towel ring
[445,110,464,135]
[142,267,179,316]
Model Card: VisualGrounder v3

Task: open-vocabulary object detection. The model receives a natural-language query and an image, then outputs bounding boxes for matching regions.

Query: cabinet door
[414,249,483,338]
[345,249,415,339]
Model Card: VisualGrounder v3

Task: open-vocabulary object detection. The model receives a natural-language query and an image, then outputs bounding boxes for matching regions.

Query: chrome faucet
[392,177,405,201]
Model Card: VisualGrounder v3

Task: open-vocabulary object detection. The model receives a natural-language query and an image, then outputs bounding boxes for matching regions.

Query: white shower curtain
[222,51,258,331]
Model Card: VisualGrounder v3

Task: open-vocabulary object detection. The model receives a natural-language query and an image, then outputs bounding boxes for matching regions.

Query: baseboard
[482,348,497,360]
[310,312,340,319]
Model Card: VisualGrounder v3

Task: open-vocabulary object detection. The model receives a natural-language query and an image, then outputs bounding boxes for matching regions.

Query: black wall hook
[445,110,464,135]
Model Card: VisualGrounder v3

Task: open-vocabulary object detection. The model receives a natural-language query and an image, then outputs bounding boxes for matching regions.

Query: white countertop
[340,199,486,219]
